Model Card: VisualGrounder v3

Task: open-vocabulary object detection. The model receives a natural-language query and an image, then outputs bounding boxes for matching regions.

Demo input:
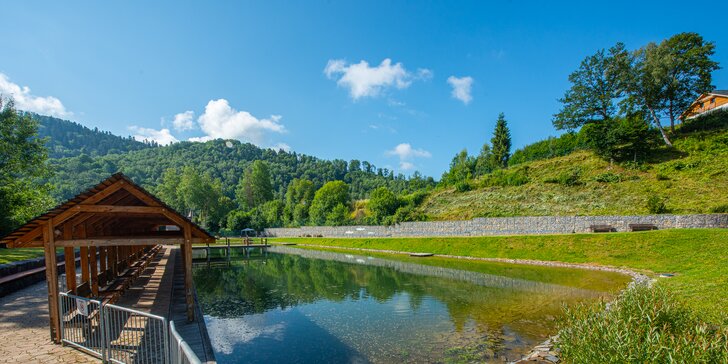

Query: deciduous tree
[0,99,55,235]
[309,181,350,225]
[553,43,631,130]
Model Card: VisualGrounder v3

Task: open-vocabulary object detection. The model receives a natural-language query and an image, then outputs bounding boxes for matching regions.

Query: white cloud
[188,135,213,143]
[270,143,291,152]
[324,58,431,100]
[172,110,195,131]
[447,76,474,105]
[0,73,70,117]
[386,143,431,171]
[399,161,416,170]
[386,143,432,159]
[128,126,179,146]
[197,99,286,145]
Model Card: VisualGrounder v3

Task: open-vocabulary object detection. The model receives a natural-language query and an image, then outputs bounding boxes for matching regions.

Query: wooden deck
[113,246,215,363]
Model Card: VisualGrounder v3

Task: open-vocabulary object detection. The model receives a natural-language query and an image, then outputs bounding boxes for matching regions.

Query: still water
[193,247,630,363]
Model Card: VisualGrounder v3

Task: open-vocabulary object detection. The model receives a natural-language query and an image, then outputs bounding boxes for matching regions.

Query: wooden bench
[590,224,616,233]
[629,223,658,232]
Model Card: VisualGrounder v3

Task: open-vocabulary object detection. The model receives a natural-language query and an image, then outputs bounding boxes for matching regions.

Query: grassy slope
[420,128,728,220]
[0,248,48,265]
[270,228,728,322]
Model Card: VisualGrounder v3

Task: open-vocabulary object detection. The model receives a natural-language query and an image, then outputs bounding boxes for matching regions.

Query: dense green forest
[31,113,153,158]
[22,112,434,233]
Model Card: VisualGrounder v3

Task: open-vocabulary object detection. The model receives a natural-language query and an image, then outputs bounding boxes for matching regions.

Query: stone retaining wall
[265,214,728,238]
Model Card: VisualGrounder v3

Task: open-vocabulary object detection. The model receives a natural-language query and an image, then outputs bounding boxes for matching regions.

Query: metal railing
[104,303,169,364]
[59,292,202,364]
[169,321,202,364]
[59,292,106,358]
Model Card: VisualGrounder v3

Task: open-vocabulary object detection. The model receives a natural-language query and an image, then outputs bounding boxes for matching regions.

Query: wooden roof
[1,173,215,248]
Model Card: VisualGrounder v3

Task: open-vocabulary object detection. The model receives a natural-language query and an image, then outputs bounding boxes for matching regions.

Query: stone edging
[281,243,655,364]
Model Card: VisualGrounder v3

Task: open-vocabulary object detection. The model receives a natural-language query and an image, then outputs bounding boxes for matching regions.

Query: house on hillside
[681,90,728,120]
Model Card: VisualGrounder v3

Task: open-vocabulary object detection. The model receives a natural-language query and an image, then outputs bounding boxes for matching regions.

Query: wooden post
[183,223,195,322]
[43,219,61,343]
[89,246,98,296]
[63,249,75,293]
[80,246,89,287]
[110,246,117,278]
[62,225,75,293]
[99,247,107,286]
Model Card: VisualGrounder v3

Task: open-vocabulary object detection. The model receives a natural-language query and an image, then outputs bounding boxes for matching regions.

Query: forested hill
[32,113,153,158]
[42,119,435,202]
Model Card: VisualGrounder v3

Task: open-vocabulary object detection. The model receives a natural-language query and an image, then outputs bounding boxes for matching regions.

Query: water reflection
[194,247,626,363]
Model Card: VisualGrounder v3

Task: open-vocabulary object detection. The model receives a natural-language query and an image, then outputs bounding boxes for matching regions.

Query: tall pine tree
[490,113,512,168]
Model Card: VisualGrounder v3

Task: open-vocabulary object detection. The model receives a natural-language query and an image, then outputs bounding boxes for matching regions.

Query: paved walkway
[0,281,98,363]
[0,246,213,363]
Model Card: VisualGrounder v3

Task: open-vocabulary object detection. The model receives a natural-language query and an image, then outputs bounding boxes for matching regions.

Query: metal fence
[59,292,106,358]
[169,321,202,364]
[104,303,169,364]
[59,292,202,364]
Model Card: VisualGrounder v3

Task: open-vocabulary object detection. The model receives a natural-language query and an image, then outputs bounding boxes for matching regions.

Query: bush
[509,132,583,166]
[555,167,582,186]
[594,172,622,183]
[484,168,530,187]
[656,173,670,181]
[579,116,659,162]
[647,194,668,214]
[454,181,471,192]
[557,285,728,364]
[709,204,728,213]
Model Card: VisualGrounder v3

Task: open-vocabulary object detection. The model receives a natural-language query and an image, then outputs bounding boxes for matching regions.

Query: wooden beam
[54,236,207,247]
[78,180,127,205]
[43,219,61,343]
[183,223,195,322]
[120,184,162,207]
[76,205,167,214]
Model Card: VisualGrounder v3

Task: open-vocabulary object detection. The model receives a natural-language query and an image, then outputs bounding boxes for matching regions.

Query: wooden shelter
[0,173,215,343]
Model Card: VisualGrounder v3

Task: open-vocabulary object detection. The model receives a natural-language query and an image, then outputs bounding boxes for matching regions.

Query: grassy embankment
[270,228,728,323]
[419,127,728,219]
[0,248,49,265]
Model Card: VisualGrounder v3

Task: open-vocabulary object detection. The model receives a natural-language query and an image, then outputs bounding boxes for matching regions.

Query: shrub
[579,116,660,162]
[646,194,668,214]
[594,172,622,183]
[509,132,583,166]
[709,204,728,213]
[485,168,530,187]
[454,181,471,192]
[557,167,582,186]
[557,285,728,364]
[656,173,670,181]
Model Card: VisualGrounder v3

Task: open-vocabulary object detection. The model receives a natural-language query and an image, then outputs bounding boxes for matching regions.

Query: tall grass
[557,285,727,363]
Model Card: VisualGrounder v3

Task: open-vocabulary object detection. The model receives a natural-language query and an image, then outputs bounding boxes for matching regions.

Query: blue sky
[1,1,727,177]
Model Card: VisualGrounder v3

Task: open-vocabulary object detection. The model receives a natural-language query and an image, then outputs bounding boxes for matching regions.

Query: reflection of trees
[194,251,608,339]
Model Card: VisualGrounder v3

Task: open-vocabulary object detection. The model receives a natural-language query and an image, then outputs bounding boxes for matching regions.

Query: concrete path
[0,281,98,363]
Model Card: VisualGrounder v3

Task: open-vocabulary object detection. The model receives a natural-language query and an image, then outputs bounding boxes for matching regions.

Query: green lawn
[270,228,728,323]
[0,248,48,265]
